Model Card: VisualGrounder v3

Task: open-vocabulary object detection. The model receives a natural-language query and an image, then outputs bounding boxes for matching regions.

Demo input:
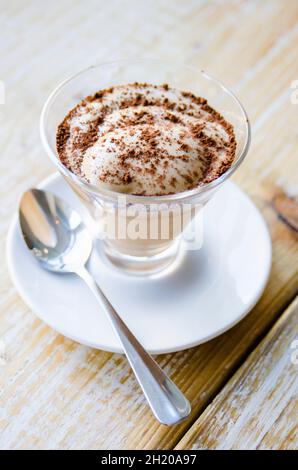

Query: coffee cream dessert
[56,83,236,196]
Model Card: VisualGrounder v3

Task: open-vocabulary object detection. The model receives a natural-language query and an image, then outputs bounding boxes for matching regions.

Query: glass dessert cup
[40,59,250,275]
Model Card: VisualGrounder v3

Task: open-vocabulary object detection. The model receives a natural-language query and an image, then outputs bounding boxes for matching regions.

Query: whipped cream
[57,83,236,195]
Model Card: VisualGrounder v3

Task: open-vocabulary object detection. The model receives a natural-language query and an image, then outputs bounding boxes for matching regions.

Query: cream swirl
[57,83,236,195]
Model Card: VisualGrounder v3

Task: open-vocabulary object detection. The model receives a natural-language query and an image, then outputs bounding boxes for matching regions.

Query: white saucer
[7,173,271,354]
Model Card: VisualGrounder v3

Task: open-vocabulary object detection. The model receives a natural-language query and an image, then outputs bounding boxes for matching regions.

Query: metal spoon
[19,189,191,425]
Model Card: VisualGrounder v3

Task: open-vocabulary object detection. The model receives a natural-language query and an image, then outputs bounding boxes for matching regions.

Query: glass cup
[40,59,250,275]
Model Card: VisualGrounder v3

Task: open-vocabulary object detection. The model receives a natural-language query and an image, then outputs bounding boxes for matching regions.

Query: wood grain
[175,296,298,450]
[0,0,297,449]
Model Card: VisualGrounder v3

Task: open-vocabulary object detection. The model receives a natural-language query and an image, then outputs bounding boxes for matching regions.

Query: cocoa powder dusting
[56,83,237,195]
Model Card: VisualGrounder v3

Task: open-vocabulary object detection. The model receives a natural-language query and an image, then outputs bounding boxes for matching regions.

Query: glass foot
[99,239,182,276]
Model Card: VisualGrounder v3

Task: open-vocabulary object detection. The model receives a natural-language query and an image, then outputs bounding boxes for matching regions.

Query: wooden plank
[0,0,298,449]
[175,296,298,450]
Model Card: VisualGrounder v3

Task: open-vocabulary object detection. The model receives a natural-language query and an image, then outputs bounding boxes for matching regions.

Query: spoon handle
[75,266,191,425]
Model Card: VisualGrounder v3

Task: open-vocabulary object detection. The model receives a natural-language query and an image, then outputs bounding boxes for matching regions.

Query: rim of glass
[40,58,251,204]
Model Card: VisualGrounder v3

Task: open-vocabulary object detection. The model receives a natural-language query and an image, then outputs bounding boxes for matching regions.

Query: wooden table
[1,0,297,450]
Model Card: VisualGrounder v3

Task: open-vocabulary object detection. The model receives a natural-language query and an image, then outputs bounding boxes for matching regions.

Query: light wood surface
[176,296,298,450]
[1,0,297,450]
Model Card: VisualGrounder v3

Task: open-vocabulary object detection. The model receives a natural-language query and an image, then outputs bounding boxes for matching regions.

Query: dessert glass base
[100,238,181,276]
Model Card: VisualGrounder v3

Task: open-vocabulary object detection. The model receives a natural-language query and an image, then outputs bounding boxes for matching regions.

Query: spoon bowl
[19,189,92,273]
